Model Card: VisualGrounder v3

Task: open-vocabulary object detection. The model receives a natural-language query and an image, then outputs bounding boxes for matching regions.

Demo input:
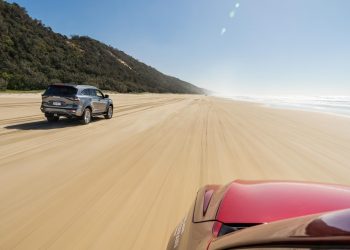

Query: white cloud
[221,27,227,36]
[229,10,235,18]
[235,2,240,8]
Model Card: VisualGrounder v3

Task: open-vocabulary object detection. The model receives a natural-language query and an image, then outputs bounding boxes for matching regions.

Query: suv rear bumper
[41,106,83,117]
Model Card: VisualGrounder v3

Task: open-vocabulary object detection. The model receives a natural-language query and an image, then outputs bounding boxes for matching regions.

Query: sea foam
[218,95,350,118]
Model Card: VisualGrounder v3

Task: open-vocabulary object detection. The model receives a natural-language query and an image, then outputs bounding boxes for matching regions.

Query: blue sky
[8,0,350,95]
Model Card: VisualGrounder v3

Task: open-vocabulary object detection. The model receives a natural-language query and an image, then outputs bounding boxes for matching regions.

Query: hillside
[0,1,204,94]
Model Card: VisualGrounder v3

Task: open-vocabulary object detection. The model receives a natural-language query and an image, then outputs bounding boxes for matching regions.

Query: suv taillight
[67,96,80,102]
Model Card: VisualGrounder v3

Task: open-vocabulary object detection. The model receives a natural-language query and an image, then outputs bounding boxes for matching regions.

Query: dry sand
[0,93,350,249]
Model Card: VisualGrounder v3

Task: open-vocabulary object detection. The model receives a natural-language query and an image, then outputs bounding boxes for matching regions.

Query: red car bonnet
[216,180,350,224]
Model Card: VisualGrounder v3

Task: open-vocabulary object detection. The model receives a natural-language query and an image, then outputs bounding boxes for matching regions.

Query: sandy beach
[0,93,350,250]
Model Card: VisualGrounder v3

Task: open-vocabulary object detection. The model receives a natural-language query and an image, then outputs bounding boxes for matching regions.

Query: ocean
[218,95,350,118]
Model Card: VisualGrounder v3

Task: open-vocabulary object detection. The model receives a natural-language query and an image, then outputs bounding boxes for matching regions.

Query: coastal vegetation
[0,0,204,94]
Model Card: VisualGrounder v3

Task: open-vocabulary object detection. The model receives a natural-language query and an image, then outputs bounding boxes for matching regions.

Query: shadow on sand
[5,117,105,131]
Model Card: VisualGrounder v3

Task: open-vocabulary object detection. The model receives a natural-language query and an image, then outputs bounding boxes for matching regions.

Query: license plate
[52,101,62,106]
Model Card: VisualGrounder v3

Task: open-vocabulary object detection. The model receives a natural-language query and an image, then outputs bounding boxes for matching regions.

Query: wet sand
[0,93,350,249]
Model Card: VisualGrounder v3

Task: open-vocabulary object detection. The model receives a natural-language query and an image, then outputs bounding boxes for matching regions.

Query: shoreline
[1,91,350,121]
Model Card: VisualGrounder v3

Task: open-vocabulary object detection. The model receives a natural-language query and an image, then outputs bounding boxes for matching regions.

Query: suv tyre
[104,105,113,119]
[81,108,92,125]
[46,114,59,122]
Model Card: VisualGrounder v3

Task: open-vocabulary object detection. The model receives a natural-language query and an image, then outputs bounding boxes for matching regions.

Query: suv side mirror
[104,94,109,98]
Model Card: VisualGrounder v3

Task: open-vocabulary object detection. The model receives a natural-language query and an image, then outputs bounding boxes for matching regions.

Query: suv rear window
[44,85,77,96]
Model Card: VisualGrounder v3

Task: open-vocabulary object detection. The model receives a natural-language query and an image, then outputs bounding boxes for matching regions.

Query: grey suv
[40,84,113,124]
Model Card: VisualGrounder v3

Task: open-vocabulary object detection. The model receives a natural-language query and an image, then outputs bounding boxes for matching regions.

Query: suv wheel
[81,108,92,125]
[46,114,59,122]
[104,105,113,119]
